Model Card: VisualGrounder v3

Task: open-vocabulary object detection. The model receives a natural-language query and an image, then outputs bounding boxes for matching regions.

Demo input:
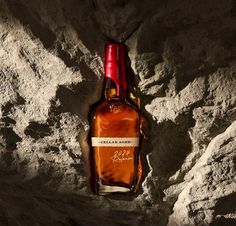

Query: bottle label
[91,137,139,147]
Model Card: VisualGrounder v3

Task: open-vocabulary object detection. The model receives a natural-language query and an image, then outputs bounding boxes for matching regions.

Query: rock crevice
[0,0,236,225]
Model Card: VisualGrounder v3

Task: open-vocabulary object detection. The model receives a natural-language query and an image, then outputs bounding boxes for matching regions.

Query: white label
[91,137,139,147]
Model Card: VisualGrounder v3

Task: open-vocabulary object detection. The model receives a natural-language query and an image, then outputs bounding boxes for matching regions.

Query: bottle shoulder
[90,98,139,118]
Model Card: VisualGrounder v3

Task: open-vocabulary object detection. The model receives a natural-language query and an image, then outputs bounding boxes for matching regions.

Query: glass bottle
[89,43,141,195]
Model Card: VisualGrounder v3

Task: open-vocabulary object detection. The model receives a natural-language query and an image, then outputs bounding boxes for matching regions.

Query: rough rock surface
[0,0,236,225]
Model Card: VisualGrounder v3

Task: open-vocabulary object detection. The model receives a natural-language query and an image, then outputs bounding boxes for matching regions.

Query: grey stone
[0,0,236,225]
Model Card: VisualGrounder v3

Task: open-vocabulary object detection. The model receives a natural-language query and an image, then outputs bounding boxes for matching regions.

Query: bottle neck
[104,43,127,101]
[104,78,126,100]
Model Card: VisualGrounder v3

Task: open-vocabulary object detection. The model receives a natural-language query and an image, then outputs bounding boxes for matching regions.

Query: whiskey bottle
[89,43,142,195]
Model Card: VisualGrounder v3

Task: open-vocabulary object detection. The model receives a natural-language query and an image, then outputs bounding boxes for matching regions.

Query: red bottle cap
[105,43,127,96]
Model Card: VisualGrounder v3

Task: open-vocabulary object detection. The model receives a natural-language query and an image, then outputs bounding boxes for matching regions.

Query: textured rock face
[0,0,236,225]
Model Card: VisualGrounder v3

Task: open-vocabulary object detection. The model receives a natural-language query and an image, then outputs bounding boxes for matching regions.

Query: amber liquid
[90,80,141,195]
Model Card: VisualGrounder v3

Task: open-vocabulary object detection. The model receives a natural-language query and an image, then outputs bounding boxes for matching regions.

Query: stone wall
[0,0,236,225]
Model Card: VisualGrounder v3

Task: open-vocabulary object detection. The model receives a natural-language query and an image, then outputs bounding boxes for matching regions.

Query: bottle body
[90,98,140,194]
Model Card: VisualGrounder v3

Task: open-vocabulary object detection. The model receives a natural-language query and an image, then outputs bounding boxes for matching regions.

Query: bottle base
[97,184,132,195]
